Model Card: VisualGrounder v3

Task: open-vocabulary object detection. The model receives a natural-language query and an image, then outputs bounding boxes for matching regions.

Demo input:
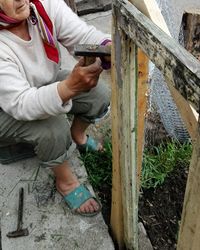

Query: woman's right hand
[58,57,103,103]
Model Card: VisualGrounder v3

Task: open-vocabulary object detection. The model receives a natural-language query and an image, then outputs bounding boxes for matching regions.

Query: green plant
[81,138,192,191]
[141,140,192,189]
[80,138,112,189]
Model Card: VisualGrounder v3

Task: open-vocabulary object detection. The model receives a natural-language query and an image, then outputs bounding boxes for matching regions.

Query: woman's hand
[57,57,103,102]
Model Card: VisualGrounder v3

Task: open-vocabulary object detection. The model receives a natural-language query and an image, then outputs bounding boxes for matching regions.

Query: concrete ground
[0,10,152,250]
[0,11,114,250]
[0,144,114,250]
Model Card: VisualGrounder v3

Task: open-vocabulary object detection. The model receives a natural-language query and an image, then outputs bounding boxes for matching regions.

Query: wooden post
[167,84,198,141]
[177,13,200,248]
[111,7,139,249]
[183,11,200,61]
[177,120,200,249]
[137,50,148,183]
[121,39,138,250]
[110,12,125,249]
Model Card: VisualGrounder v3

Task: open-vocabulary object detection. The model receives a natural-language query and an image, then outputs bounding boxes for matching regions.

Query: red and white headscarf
[0,0,59,63]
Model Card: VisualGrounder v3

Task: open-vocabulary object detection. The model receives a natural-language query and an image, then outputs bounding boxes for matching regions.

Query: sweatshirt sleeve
[52,0,111,54]
[0,51,72,121]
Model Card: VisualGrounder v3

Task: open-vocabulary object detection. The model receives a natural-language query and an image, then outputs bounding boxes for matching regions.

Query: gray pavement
[0,144,114,250]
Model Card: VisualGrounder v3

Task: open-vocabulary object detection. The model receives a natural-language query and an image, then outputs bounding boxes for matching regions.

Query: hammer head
[74,44,111,57]
[7,228,29,238]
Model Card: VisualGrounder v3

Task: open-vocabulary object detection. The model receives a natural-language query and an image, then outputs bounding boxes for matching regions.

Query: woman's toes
[88,204,95,213]
[79,200,89,213]
[90,198,99,210]
[77,198,99,214]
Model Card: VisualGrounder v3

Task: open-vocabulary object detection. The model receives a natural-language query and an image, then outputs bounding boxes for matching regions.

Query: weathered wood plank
[113,0,200,113]
[110,11,125,249]
[137,50,148,183]
[120,38,138,250]
[177,121,200,250]
[183,11,200,61]
[110,11,139,249]
[167,84,198,140]
[129,0,170,36]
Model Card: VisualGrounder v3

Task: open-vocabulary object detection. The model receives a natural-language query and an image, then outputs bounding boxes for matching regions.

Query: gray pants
[0,82,110,168]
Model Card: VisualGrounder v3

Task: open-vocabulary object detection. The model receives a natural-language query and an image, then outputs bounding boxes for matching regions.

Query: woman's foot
[77,135,103,153]
[70,116,103,152]
[52,161,100,214]
[56,180,100,214]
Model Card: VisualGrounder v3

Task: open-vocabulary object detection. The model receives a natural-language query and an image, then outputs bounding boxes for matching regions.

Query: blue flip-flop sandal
[77,135,102,153]
[63,184,102,217]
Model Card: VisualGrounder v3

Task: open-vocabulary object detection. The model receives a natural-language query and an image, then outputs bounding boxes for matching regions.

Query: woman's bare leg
[71,117,103,150]
[70,117,89,145]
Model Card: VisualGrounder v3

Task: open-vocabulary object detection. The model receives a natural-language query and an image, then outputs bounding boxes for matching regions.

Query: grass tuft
[80,138,112,190]
[141,140,192,189]
[81,139,192,190]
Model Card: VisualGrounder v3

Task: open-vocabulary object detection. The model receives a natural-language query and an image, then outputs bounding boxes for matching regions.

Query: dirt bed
[138,166,188,250]
[97,165,188,250]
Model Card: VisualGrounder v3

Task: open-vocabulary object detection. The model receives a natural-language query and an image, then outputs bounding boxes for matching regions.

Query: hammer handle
[84,57,96,66]
[17,187,24,230]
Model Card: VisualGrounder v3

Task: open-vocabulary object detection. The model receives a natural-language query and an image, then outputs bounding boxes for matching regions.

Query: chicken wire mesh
[149,0,192,142]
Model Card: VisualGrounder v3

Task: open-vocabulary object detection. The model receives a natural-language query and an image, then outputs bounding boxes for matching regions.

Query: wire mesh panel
[149,0,200,141]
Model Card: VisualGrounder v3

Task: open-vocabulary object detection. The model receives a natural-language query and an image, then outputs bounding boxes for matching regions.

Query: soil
[97,165,188,250]
[139,166,188,250]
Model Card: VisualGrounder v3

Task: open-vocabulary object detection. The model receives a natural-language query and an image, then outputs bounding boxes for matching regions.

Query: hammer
[74,44,111,66]
[7,187,29,238]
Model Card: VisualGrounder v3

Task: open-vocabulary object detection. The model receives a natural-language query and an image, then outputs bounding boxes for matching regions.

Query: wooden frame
[111,0,200,249]
[113,0,200,112]
[130,0,199,141]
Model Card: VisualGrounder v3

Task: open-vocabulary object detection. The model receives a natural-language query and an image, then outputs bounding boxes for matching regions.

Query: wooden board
[183,12,200,61]
[177,122,200,250]
[110,13,139,250]
[110,13,125,249]
[113,0,200,113]
[129,0,170,35]
[137,50,148,183]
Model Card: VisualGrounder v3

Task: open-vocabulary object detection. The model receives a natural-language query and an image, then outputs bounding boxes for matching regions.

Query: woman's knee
[32,116,72,161]
[71,82,111,122]
[86,83,110,121]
